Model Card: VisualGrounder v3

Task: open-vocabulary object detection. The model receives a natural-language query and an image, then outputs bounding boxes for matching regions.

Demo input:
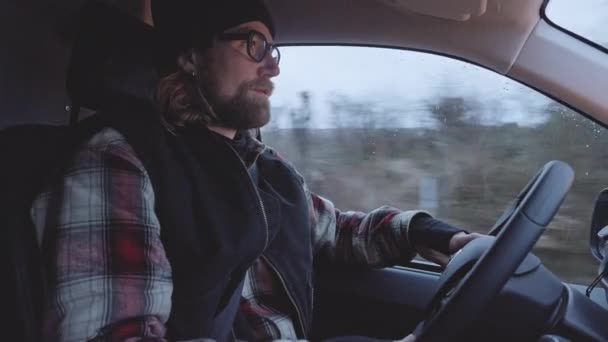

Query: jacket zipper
[226,143,269,250]
[261,255,308,339]
[226,142,307,338]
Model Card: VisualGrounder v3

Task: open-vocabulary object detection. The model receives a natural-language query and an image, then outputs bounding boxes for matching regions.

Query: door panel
[312,265,440,340]
[312,263,608,341]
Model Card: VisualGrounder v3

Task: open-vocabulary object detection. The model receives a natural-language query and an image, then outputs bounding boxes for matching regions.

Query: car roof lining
[267,0,543,75]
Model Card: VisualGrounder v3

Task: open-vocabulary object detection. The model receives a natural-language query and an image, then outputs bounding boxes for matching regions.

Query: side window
[263,46,607,284]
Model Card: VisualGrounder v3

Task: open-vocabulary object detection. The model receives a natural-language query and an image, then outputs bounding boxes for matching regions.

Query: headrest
[66,1,159,111]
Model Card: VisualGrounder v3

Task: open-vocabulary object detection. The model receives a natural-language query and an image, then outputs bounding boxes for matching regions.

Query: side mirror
[590,188,608,261]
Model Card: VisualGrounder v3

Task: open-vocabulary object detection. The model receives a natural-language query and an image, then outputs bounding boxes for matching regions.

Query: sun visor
[379,0,487,21]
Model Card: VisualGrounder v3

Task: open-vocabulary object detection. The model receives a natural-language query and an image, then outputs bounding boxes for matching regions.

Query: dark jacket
[104,108,314,341]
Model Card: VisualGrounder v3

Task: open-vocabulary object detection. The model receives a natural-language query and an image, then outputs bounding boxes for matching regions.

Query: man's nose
[259,53,280,78]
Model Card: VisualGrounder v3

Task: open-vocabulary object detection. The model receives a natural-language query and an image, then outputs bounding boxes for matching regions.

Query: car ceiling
[27,0,546,75]
[269,0,544,75]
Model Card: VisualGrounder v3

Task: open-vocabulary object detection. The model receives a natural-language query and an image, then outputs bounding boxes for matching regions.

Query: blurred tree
[290,91,313,160]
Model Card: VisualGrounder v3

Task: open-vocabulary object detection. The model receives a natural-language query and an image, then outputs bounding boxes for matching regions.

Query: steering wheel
[415,160,575,341]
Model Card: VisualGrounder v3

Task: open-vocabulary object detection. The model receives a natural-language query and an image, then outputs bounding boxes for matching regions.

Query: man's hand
[449,231,483,251]
[416,232,483,267]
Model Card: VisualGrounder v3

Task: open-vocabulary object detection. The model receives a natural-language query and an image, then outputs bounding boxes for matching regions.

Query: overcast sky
[268,0,608,129]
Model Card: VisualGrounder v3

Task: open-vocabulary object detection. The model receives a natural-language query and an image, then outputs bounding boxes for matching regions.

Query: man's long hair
[154,63,218,131]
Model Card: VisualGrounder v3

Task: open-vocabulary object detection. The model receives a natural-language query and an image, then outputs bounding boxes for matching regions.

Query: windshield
[545,0,608,49]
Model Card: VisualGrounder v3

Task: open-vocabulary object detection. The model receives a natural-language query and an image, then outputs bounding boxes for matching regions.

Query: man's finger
[418,246,450,267]
[436,255,450,267]
[449,232,483,251]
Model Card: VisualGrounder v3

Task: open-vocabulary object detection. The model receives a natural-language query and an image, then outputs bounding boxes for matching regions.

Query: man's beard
[200,75,274,130]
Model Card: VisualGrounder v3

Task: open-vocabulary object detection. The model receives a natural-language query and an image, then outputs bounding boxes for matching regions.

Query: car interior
[2,0,608,341]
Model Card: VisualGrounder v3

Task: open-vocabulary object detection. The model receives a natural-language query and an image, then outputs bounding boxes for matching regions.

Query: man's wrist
[409,216,467,254]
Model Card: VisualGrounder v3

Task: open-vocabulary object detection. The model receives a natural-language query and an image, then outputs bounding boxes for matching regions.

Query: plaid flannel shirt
[31,127,427,342]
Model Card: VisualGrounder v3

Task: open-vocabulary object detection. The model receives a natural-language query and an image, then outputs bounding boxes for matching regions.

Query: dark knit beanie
[152,0,275,73]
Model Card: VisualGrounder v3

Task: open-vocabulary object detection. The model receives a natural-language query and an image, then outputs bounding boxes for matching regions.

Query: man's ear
[177,49,200,75]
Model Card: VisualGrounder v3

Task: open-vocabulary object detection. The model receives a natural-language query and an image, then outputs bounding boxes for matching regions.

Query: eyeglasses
[217,30,281,65]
